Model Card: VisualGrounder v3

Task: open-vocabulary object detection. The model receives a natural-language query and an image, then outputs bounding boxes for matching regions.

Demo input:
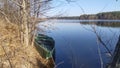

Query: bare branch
[31,0,52,7]
[9,0,22,7]
[91,26,112,56]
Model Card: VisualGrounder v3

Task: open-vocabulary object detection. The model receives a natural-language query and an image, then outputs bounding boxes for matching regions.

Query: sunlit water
[38,20,120,68]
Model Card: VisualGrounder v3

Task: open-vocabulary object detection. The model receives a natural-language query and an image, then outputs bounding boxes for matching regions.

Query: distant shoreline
[49,11,120,20]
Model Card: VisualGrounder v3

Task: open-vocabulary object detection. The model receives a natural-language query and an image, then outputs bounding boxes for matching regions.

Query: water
[38,20,120,68]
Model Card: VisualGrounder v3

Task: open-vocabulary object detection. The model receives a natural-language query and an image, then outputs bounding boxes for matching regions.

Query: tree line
[80,11,120,20]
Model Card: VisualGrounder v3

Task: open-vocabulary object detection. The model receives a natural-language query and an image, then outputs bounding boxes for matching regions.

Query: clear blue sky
[46,0,120,16]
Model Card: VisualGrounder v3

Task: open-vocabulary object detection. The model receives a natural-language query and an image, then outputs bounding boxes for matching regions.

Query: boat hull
[34,34,55,60]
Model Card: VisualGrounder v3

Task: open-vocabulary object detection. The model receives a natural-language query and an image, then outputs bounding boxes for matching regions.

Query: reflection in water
[38,20,120,68]
[80,20,120,27]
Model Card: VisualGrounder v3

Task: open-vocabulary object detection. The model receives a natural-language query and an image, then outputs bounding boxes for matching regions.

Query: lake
[38,20,120,68]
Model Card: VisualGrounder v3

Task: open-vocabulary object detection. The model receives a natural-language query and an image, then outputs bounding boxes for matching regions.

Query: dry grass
[0,19,52,68]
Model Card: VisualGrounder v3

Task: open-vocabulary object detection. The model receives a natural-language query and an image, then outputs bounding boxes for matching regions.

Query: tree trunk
[21,0,29,47]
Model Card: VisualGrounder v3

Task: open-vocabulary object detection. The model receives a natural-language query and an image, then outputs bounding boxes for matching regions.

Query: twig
[92,26,112,56]
[54,61,64,68]
[9,0,22,7]
[0,41,13,68]
[97,40,104,68]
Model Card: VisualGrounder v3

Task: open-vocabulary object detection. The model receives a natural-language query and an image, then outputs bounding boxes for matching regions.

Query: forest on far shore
[50,11,120,20]
[80,11,120,20]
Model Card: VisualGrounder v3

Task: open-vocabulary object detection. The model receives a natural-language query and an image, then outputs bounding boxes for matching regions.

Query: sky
[46,0,120,16]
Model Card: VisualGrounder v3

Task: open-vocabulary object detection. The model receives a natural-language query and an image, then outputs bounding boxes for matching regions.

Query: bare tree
[0,0,52,47]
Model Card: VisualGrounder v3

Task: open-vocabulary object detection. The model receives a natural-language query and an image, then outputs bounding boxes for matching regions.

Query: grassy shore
[0,18,53,68]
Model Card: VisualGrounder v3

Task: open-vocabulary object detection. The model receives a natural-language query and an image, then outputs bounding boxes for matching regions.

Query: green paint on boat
[34,34,55,59]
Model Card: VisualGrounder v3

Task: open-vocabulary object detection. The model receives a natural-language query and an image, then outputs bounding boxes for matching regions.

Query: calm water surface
[38,20,120,68]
